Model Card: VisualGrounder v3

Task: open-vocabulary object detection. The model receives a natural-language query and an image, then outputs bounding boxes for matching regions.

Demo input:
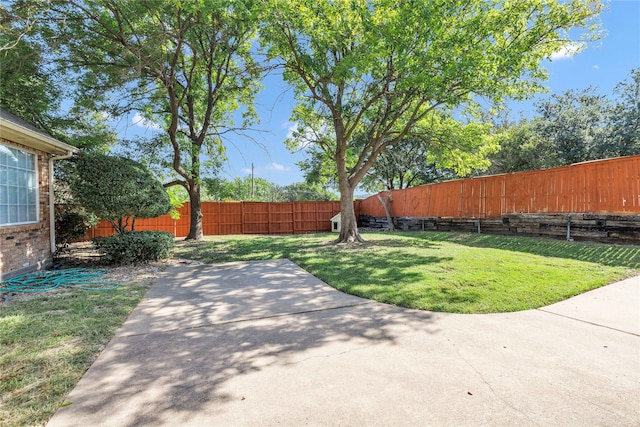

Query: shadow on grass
[393,231,640,270]
[173,235,324,263]
[173,235,468,311]
[300,253,459,308]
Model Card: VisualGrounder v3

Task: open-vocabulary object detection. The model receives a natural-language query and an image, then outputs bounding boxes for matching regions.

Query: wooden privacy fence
[358,155,640,219]
[85,201,341,238]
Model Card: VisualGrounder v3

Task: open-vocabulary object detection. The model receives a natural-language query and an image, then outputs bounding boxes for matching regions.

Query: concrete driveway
[48,259,640,426]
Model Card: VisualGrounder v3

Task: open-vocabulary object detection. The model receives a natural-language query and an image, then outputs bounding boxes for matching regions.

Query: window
[0,144,38,225]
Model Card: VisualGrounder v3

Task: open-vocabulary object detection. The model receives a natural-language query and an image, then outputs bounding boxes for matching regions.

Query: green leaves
[420,113,498,176]
[485,68,640,175]
[93,231,174,264]
[261,0,602,241]
[262,0,602,176]
[66,153,172,233]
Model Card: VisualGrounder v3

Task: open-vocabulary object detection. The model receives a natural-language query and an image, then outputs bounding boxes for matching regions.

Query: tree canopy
[261,0,602,242]
[1,2,116,151]
[39,0,262,240]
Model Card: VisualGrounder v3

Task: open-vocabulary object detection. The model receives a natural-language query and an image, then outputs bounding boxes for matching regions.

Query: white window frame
[0,143,39,227]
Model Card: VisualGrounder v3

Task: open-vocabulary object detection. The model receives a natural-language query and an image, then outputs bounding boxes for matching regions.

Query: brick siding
[0,138,52,280]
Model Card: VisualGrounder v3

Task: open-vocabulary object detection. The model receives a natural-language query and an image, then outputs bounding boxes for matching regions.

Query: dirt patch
[1,241,201,306]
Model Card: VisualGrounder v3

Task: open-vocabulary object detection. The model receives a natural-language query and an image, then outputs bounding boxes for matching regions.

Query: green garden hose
[0,268,119,293]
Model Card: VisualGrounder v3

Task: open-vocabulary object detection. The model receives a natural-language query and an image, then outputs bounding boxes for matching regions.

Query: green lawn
[2,231,638,426]
[0,283,149,427]
[174,231,640,314]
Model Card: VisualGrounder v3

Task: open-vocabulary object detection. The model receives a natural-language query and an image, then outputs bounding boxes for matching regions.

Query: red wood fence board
[359,155,640,219]
[84,200,341,238]
[82,156,637,239]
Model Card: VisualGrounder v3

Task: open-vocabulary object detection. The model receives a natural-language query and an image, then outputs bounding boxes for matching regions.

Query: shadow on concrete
[48,259,439,426]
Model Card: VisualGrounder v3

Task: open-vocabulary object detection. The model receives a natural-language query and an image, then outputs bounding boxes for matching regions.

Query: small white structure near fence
[330,213,341,233]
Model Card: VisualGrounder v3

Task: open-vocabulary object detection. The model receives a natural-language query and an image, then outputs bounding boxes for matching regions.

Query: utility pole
[251,162,254,198]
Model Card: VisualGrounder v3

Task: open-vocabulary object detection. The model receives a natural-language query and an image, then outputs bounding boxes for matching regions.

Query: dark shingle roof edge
[0,107,54,139]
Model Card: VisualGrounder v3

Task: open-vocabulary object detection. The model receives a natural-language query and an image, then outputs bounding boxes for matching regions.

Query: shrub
[54,205,98,251]
[67,153,172,233]
[93,231,174,265]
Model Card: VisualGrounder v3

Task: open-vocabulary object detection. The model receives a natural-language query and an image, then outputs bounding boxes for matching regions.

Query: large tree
[1,2,116,151]
[261,0,601,243]
[41,0,261,240]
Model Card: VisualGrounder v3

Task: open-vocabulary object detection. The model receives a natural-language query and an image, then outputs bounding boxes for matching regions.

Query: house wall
[0,138,52,280]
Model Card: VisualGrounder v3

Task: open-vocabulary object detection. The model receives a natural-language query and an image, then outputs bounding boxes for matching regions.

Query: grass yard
[2,231,639,426]
[174,231,640,314]
[0,282,149,427]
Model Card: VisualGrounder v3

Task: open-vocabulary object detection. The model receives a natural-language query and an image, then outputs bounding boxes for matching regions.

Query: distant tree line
[486,68,640,174]
[202,177,337,202]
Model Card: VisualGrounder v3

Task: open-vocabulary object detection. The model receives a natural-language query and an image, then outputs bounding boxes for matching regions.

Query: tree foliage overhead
[40,0,262,240]
[1,1,116,152]
[66,153,172,234]
[261,0,601,243]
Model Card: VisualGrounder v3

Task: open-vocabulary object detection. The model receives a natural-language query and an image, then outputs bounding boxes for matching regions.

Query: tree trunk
[377,193,395,231]
[185,184,204,240]
[336,182,363,243]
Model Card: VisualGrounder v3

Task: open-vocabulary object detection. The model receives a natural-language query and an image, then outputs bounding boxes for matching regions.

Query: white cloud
[285,121,300,140]
[550,42,584,61]
[243,163,291,178]
[592,64,600,70]
[285,121,331,149]
[132,112,161,130]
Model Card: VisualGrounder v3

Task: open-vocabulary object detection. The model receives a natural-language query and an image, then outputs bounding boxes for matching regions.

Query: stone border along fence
[357,155,640,244]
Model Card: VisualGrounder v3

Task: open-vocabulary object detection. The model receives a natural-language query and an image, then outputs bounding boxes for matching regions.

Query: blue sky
[121,0,640,187]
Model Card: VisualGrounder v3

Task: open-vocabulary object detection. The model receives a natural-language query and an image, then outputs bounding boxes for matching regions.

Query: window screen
[0,144,38,225]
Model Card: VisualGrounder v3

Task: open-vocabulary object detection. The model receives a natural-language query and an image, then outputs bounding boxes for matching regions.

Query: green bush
[93,231,175,265]
[67,153,172,233]
[54,205,98,251]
